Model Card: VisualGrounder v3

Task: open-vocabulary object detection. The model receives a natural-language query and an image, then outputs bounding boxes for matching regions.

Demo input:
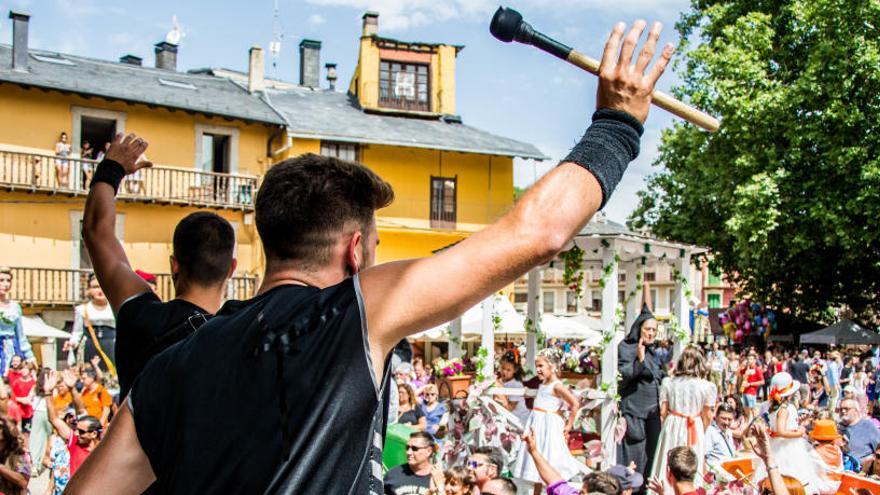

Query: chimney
[362,11,378,37]
[299,39,321,88]
[8,11,30,71]
[248,46,265,94]
[325,63,337,91]
[154,41,178,71]
[119,54,143,66]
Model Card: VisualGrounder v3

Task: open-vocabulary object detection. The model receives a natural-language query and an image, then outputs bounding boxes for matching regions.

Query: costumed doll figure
[66,274,116,369]
[755,372,838,495]
[618,303,665,483]
[513,348,588,495]
[0,268,35,374]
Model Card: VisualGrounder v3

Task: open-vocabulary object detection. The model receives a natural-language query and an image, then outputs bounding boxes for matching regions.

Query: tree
[629,0,880,322]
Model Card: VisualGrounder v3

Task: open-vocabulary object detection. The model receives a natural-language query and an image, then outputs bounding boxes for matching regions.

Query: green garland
[668,266,692,343]
[474,347,491,383]
[560,245,586,299]
[524,316,546,350]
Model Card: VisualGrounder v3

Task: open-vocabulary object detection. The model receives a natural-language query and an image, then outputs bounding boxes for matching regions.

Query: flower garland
[559,245,586,299]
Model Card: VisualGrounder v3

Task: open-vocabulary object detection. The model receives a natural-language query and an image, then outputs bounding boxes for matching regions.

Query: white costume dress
[755,402,836,495]
[650,376,717,494]
[513,380,587,484]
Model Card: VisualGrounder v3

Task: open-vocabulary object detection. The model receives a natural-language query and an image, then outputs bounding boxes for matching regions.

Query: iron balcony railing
[9,267,258,306]
[0,150,257,210]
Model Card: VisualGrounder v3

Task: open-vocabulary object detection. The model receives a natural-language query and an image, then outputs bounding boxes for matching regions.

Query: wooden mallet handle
[490,6,720,132]
[567,51,719,132]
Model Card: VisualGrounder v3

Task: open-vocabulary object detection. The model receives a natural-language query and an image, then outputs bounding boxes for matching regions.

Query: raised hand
[597,20,674,123]
[647,476,664,494]
[522,427,538,452]
[62,368,78,389]
[42,370,59,394]
[104,133,153,175]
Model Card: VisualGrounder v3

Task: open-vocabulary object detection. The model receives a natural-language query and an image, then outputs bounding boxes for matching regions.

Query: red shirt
[68,433,93,475]
[681,489,707,495]
[6,368,22,386]
[741,365,764,396]
[5,399,22,423]
[10,376,34,418]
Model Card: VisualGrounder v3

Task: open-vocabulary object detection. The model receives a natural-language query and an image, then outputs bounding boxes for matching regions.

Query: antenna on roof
[165,15,186,45]
[270,0,284,72]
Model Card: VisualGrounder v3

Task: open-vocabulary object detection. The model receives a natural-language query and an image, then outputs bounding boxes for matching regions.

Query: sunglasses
[467,460,487,469]
[406,444,431,451]
[76,428,94,436]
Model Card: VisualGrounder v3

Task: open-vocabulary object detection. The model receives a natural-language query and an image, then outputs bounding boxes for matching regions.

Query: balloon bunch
[720,299,777,343]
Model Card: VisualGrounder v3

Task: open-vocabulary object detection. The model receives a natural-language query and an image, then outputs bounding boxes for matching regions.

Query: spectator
[646,447,702,495]
[826,351,843,410]
[398,382,427,430]
[427,465,478,495]
[495,351,530,426]
[421,384,448,438]
[411,358,430,391]
[66,274,116,369]
[80,368,111,426]
[44,371,101,477]
[809,419,843,480]
[5,355,23,385]
[740,353,765,420]
[468,446,503,492]
[839,397,880,464]
[788,350,811,407]
[521,428,621,495]
[385,431,435,495]
[29,367,53,476]
[54,132,71,188]
[606,464,644,495]
[0,417,30,494]
[81,140,95,189]
[9,363,34,434]
[481,477,518,495]
[45,410,77,495]
[704,403,737,465]
[134,270,158,295]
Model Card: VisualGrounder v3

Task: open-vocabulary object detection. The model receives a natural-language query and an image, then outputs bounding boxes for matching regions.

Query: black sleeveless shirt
[130,277,390,494]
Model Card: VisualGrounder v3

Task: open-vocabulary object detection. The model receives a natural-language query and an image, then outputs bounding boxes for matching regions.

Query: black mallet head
[490,7,534,44]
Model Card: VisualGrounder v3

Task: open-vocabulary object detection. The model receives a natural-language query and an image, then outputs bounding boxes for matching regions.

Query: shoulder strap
[143,311,209,358]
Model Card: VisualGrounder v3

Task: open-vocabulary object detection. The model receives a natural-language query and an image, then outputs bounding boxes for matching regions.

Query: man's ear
[169,255,179,280]
[227,258,238,280]
[345,230,364,275]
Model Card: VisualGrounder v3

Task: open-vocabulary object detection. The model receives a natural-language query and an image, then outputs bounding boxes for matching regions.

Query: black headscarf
[624,303,656,344]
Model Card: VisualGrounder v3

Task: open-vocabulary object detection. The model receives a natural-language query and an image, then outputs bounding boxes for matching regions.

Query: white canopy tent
[22,315,70,370]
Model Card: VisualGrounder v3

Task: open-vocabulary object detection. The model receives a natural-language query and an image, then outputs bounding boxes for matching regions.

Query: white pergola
[458,219,706,468]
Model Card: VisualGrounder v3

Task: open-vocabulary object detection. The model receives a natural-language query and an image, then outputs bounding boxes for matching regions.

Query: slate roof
[265,87,548,160]
[0,44,545,159]
[0,45,286,125]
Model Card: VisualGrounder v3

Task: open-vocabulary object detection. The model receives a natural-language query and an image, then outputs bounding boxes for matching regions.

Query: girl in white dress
[513,348,587,495]
[756,372,836,495]
[650,346,716,494]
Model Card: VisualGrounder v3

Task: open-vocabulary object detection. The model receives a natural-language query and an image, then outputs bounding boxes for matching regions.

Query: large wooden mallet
[490,6,720,132]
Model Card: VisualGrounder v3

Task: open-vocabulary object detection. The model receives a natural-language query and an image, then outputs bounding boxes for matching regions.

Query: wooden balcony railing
[9,267,258,307]
[0,150,257,210]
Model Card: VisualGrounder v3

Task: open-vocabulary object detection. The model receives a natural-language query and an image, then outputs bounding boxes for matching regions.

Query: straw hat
[769,372,800,400]
[810,420,842,442]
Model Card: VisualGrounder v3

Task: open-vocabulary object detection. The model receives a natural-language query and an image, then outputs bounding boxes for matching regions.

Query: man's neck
[176,284,227,314]
[409,462,432,476]
[259,262,347,295]
[672,481,696,495]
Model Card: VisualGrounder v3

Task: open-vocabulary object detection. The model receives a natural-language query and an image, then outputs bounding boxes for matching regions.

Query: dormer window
[379,60,429,112]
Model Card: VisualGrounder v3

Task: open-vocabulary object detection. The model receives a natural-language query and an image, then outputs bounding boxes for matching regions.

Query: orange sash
[670,410,699,446]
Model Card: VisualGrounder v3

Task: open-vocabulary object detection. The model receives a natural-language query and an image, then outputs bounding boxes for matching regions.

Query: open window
[379,60,430,112]
[430,176,456,229]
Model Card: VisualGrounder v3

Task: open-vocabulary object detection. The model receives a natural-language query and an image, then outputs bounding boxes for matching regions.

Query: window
[321,141,360,162]
[379,60,430,112]
[650,289,658,308]
[707,269,723,286]
[645,272,656,282]
[591,292,602,312]
[619,273,626,283]
[618,291,626,304]
[566,292,577,313]
[430,176,456,229]
[200,134,230,173]
[708,293,722,309]
[514,292,528,304]
[543,291,555,313]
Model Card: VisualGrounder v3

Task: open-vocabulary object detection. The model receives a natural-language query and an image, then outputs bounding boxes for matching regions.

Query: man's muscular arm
[82,133,154,313]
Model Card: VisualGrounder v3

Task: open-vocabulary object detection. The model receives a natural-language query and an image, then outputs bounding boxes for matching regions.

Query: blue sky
[0,0,693,223]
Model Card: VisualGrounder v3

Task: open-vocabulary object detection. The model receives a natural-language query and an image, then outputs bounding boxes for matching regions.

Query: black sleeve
[117,291,163,337]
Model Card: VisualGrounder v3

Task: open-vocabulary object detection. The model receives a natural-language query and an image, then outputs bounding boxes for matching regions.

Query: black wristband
[90,159,126,194]
[561,109,643,208]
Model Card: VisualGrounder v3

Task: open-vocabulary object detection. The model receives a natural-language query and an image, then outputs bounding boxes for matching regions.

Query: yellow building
[0,11,545,335]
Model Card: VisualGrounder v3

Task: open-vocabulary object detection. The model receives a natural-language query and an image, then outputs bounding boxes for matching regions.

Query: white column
[526,267,540,371]
[449,317,463,360]
[624,262,640,333]
[480,297,495,384]
[673,253,692,361]
[599,246,620,469]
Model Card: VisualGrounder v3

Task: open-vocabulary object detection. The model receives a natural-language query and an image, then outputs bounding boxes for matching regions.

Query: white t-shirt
[504,379,531,426]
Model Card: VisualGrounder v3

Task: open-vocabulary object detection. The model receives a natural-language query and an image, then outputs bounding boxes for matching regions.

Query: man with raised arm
[67,19,674,494]
[81,133,237,398]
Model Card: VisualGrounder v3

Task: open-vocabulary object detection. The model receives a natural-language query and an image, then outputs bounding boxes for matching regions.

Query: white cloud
[308,13,326,25]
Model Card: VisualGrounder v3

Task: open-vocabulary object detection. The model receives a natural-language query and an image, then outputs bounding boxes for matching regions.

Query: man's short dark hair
[584,471,621,495]
[409,431,434,447]
[486,477,517,495]
[172,212,235,286]
[667,446,697,482]
[255,154,394,267]
[472,446,504,474]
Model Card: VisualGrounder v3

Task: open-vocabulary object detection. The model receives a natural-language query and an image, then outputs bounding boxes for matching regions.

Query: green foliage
[560,245,586,298]
[629,0,880,322]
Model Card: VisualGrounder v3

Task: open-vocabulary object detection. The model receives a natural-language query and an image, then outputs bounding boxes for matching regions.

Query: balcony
[0,150,257,210]
[9,267,258,307]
